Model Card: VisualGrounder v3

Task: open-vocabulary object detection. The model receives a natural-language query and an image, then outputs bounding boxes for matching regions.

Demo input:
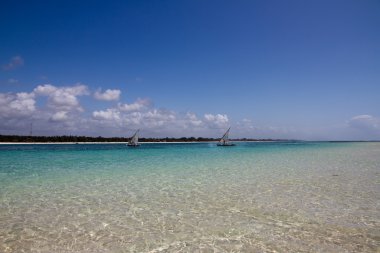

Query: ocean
[0,142,379,252]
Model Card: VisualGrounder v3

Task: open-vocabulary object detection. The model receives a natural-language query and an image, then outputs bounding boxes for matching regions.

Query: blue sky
[1,0,379,140]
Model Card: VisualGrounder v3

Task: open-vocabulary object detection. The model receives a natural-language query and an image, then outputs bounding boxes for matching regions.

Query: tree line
[0,135,280,143]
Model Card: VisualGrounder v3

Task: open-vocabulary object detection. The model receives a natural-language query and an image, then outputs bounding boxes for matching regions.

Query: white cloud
[28,84,89,125]
[204,113,229,128]
[34,83,89,112]
[347,115,380,140]
[94,89,121,101]
[0,92,36,118]
[2,56,24,71]
[90,106,231,137]
[9,83,373,140]
[93,108,121,121]
[348,115,380,130]
[184,112,203,127]
[0,84,91,135]
[118,98,151,112]
[142,109,176,127]
[236,118,254,129]
[0,83,238,137]
[50,111,69,122]
[33,84,57,95]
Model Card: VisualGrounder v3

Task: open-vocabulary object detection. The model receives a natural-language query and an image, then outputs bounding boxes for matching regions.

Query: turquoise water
[0,142,379,252]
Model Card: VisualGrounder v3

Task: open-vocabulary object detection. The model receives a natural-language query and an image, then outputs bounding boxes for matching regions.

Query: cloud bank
[347,115,380,140]
[0,83,379,140]
[94,89,121,101]
[0,83,231,137]
[348,115,380,131]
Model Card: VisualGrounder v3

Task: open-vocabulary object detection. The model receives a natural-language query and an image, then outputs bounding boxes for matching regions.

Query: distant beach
[0,140,278,145]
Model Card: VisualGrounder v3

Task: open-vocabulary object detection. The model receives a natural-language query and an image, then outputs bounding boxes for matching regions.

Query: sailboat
[127,129,140,147]
[217,127,235,146]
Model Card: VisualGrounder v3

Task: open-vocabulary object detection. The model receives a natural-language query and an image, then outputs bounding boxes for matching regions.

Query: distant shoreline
[0,140,378,145]
[1,134,378,144]
[0,140,279,145]
[0,134,291,143]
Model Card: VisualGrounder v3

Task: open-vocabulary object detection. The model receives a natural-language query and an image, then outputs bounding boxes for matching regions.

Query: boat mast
[220,127,230,144]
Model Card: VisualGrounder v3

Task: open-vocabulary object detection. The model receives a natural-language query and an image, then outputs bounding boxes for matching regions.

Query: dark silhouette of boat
[217,127,235,146]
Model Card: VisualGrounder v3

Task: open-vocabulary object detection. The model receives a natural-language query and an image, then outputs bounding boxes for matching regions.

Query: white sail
[128,129,140,146]
[218,127,233,145]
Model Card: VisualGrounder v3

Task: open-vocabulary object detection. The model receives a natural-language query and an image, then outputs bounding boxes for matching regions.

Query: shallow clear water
[0,142,379,252]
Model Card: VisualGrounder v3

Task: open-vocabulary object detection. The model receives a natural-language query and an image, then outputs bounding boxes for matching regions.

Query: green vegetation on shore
[0,135,282,143]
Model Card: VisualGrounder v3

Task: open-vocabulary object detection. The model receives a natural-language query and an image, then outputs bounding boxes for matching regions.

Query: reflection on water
[0,142,379,252]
